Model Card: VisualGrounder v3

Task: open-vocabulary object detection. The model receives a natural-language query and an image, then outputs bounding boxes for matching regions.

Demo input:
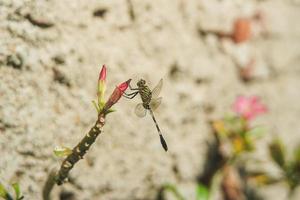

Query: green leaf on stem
[245,126,266,138]
[54,146,72,157]
[0,183,7,198]
[247,171,281,186]
[12,183,22,200]
[92,100,100,113]
[163,184,185,200]
[105,108,116,115]
[294,145,300,163]
[196,183,209,200]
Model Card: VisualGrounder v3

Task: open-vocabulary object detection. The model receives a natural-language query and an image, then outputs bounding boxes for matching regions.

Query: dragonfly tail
[149,108,168,152]
[159,134,168,152]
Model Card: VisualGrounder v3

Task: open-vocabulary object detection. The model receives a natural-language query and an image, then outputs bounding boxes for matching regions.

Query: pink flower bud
[98,65,107,108]
[99,64,107,81]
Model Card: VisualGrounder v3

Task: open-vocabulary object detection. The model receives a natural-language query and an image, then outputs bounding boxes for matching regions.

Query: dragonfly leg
[123,91,138,96]
[123,91,139,99]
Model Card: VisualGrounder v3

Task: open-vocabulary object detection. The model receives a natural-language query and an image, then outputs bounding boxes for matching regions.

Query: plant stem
[42,169,56,200]
[42,113,106,199]
[55,113,105,185]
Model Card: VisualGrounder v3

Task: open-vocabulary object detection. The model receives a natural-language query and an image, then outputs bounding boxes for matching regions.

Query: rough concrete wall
[0,0,300,199]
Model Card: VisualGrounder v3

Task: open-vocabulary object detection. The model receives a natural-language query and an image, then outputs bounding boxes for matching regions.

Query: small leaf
[244,135,255,152]
[223,115,247,137]
[269,139,286,168]
[245,126,266,138]
[294,144,300,163]
[54,146,72,157]
[163,184,186,200]
[212,120,227,137]
[105,108,116,115]
[12,183,21,199]
[247,172,281,186]
[98,101,106,111]
[196,183,209,200]
[0,183,7,198]
[92,100,100,113]
[232,137,244,154]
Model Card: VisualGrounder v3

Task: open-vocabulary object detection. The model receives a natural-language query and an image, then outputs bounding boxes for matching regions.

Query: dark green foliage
[269,139,286,168]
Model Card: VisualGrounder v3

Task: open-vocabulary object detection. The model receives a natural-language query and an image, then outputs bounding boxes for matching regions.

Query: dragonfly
[123,78,168,151]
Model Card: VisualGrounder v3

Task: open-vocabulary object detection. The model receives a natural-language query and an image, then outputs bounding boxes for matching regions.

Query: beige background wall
[1,0,300,199]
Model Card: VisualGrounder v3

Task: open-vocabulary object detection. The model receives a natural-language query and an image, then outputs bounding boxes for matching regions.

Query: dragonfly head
[137,79,146,87]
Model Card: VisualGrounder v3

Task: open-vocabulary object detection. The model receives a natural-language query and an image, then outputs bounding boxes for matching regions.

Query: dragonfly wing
[135,103,147,118]
[151,79,163,98]
[150,97,162,111]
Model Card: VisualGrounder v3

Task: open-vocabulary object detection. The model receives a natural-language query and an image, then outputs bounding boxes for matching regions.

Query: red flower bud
[97,65,107,110]
[103,79,131,111]
[118,79,131,92]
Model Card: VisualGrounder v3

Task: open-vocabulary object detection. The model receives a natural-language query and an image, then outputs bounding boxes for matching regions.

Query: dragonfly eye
[137,79,146,87]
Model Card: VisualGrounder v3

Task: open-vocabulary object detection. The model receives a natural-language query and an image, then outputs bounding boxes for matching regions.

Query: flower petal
[233,95,267,121]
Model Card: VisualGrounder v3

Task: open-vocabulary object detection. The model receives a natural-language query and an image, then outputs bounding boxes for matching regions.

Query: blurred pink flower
[233,96,267,120]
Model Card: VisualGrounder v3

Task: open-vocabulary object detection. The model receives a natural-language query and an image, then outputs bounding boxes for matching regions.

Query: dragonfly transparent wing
[135,103,147,118]
[151,79,163,98]
[150,97,162,111]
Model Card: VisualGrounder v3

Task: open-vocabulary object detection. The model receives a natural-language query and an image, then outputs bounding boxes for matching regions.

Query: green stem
[42,169,57,200]
[55,114,105,185]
